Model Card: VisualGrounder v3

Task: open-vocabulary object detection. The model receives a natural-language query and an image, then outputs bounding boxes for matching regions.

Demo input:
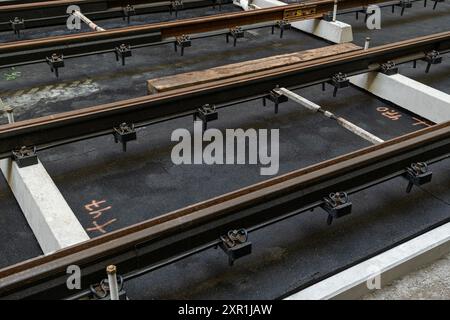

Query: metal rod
[332,0,338,21]
[364,36,371,50]
[71,9,105,31]
[106,265,119,300]
[337,117,384,144]
[276,87,384,144]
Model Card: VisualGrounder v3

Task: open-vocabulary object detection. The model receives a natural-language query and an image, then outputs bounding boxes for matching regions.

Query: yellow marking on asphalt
[13,90,25,97]
[27,87,40,94]
[3,78,94,97]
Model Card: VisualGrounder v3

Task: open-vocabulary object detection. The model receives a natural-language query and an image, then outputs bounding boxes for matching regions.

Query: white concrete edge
[285,220,450,300]
[0,158,89,254]
[350,72,450,124]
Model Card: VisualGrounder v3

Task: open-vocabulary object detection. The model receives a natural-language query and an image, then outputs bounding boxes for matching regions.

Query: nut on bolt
[106,265,117,275]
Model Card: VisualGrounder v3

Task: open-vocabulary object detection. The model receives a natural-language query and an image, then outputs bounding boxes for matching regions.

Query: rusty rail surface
[0,0,178,10]
[0,0,232,31]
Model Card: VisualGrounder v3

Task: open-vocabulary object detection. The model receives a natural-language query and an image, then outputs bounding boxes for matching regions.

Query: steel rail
[0,120,449,299]
[0,31,449,158]
[0,0,229,31]
[0,0,400,67]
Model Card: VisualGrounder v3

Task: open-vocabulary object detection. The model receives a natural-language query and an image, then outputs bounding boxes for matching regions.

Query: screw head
[106,265,117,275]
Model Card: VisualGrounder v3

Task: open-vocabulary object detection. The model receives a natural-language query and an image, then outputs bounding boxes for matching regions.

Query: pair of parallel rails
[0,31,449,299]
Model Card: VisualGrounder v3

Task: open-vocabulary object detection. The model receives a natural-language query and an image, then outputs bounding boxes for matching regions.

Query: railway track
[0,31,448,158]
[0,0,449,300]
[0,0,420,68]
[0,0,231,31]
[0,119,448,299]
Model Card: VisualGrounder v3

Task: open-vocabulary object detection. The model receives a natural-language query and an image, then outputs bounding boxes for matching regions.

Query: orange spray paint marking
[412,117,432,127]
[376,107,402,121]
[86,219,117,234]
[83,199,117,234]
[84,199,107,211]
[88,206,112,219]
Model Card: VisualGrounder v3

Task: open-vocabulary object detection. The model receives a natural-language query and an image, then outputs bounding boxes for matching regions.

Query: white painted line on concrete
[233,0,353,43]
[285,220,450,300]
[350,72,450,124]
[0,159,89,254]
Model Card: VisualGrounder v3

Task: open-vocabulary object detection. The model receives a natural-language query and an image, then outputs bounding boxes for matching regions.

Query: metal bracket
[424,0,443,9]
[323,73,349,97]
[122,5,136,24]
[226,26,244,47]
[213,0,223,11]
[380,61,398,75]
[194,104,218,131]
[393,0,412,16]
[46,53,64,78]
[174,35,191,56]
[10,17,25,38]
[113,122,137,152]
[320,192,352,225]
[423,50,442,73]
[323,12,333,21]
[89,275,127,300]
[355,8,369,22]
[219,229,252,266]
[115,44,132,66]
[271,20,291,38]
[170,0,184,17]
[404,162,432,193]
[12,146,38,168]
[263,86,288,114]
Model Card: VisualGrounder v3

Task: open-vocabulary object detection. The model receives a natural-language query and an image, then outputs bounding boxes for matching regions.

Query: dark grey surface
[0,3,448,298]
[0,172,42,269]
[338,2,450,46]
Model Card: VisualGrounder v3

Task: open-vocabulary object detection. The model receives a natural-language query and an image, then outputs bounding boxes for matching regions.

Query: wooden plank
[147,43,362,94]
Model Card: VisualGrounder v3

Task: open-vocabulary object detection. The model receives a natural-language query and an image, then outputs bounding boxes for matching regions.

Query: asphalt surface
[0,2,449,298]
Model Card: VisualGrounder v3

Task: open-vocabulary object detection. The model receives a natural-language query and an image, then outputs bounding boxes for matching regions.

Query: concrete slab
[0,159,89,254]
[350,72,450,123]
[291,19,353,44]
